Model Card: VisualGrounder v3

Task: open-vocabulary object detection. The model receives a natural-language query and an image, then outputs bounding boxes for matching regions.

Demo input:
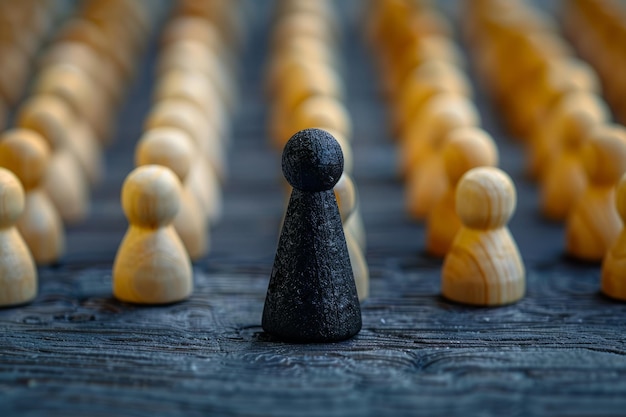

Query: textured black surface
[262,188,361,342]
[263,128,360,342]
[2,1,626,417]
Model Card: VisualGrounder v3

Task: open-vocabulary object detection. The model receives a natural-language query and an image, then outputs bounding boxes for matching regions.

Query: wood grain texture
[1,1,626,416]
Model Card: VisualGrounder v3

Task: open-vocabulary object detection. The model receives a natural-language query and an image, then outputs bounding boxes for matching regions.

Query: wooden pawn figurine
[442,167,525,306]
[335,172,369,301]
[0,129,65,264]
[262,128,361,342]
[145,99,223,224]
[135,128,209,260]
[426,127,499,257]
[566,125,626,262]
[113,165,192,304]
[0,168,37,306]
[16,95,90,224]
[602,173,626,301]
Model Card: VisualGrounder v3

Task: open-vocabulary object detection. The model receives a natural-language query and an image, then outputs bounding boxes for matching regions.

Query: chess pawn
[335,173,369,301]
[602,173,626,301]
[426,127,499,257]
[113,165,192,304]
[0,168,37,306]
[135,128,209,260]
[0,129,65,264]
[442,167,525,306]
[17,95,90,224]
[566,125,626,262]
[262,128,361,342]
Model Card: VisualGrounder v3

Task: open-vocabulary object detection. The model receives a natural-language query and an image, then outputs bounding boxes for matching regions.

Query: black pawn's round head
[282,128,344,192]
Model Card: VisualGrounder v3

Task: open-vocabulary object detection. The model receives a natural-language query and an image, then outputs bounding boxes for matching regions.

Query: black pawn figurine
[262,128,362,343]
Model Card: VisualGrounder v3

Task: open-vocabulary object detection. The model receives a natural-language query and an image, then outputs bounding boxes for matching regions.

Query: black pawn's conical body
[262,128,362,343]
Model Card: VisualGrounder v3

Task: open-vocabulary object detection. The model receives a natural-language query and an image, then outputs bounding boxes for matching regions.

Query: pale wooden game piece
[154,69,229,141]
[265,43,340,100]
[335,172,369,301]
[34,63,112,144]
[566,125,626,262]
[0,168,37,307]
[393,60,473,136]
[0,129,65,265]
[288,95,353,145]
[404,96,481,220]
[144,99,223,223]
[400,93,480,179]
[601,173,626,301]
[442,167,525,306]
[157,40,236,115]
[113,165,193,304]
[38,41,118,114]
[17,95,90,224]
[135,128,209,260]
[145,97,226,182]
[527,91,609,181]
[426,127,499,257]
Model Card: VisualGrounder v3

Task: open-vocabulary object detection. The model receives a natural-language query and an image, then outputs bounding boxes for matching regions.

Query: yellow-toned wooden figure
[34,63,112,145]
[404,96,481,220]
[442,167,525,306]
[566,125,626,262]
[265,43,340,100]
[288,95,352,145]
[0,129,64,265]
[426,127,499,257]
[17,95,90,224]
[135,128,209,260]
[393,60,473,136]
[538,98,608,221]
[400,93,480,179]
[0,168,37,307]
[334,173,369,301]
[156,40,236,115]
[154,69,229,141]
[527,91,609,181]
[601,173,626,301]
[160,16,229,67]
[145,99,223,224]
[113,165,193,304]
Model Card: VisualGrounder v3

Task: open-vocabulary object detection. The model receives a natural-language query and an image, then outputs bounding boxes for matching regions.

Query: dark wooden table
[2,2,626,416]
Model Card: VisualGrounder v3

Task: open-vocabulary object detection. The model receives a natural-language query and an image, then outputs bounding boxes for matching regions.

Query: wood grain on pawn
[113,165,192,304]
[135,128,209,260]
[426,127,499,257]
[442,167,525,306]
[17,95,90,224]
[602,172,626,301]
[566,125,626,262]
[0,167,37,307]
[0,129,64,265]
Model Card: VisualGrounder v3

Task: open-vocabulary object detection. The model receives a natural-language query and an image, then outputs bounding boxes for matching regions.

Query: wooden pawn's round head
[456,167,516,230]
